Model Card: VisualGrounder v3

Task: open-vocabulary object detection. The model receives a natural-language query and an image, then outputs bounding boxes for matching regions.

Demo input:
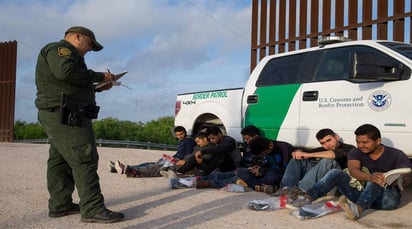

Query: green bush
[13,116,176,145]
[13,120,47,140]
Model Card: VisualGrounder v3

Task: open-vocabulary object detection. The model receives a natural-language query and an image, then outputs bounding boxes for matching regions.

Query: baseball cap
[65,26,103,51]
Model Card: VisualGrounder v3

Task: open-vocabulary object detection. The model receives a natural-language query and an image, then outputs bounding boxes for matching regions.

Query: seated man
[292,124,412,221]
[109,126,196,177]
[177,126,241,176]
[236,136,294,194]
[194,125,264,189]
[274,128,355,199]
[167,132,213,178]
[240,125,261,168]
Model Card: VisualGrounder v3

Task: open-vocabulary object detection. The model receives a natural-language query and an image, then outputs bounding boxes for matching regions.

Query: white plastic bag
[291,200,341,220]
[247,196,288,211]
[220,184,248,193]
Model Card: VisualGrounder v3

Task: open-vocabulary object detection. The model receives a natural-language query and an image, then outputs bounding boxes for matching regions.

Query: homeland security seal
[368,90,392,111]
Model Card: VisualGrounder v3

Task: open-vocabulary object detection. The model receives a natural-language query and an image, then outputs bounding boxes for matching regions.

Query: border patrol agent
[35,26,124,223]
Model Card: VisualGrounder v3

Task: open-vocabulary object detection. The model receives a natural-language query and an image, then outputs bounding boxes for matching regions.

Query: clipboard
[95,71,128,89]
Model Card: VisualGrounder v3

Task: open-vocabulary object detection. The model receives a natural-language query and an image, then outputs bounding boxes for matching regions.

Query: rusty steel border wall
[0,41,17,142]
[250,0,412,71]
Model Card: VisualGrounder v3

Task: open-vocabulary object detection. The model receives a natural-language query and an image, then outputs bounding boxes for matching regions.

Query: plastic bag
[291,200,341,220]
[220,184,248,193]
[169,177,196,189]
[161,154,176,168]
[247,196,288,211]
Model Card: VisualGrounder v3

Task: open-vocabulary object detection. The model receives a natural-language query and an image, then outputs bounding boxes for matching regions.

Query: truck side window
[314,46,409,82]
[256,53,309,86]
[315,48,350,81]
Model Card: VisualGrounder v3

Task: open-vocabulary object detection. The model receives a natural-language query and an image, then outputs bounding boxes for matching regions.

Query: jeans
[280,158,340,192]
[306,169,401,211]
[236,167,283,188]
[130,163,162,177]
[201,170,238,188]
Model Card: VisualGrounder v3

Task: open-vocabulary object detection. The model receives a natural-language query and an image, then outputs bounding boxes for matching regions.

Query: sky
[0,0,252,123]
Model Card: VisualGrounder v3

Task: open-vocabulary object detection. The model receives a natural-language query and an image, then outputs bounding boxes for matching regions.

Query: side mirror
[348,51,404,82]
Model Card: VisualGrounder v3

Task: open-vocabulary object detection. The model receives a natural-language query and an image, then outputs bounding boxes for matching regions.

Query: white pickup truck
[175,38,412,157]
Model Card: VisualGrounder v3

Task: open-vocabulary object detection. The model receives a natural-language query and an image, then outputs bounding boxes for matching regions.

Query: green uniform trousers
[38,109,105,217]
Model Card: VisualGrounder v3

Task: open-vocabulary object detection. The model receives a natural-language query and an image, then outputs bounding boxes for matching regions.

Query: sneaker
[108,160,116,173]
[273,186,289,196]
[49,203,80,218]
[254,185,263,192]
[262,184,277,195]
[168,170,177,179]
[288,186,306,200]
[114,160,125,174]
[159,169,169,178]
[339,195,360,220]
[80,209,124,223]
[167,169,184,178]
[291,195,312,207]
[124,165,133,177]
[169,178,190,189]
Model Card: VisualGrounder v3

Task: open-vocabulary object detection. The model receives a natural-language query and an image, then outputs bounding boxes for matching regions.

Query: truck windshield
[379,41,412,60]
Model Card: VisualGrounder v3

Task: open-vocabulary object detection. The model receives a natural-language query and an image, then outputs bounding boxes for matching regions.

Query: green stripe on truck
[244,84,301,139]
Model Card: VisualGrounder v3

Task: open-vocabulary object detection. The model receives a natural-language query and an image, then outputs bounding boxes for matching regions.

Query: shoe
[81,209,124,223]
[262,184,277,195]
[254,185,263,192]
[49,203,80,218]
[114,160,125,174]
[288,186,306,200]
[167,169,184,178]
[291,195,312,207]
[169,178,190,189]
[339,195,360,220]
[236,179,248,188]
[195,180,212,189]
[159,169,169,178]
[273,186,289,196]
[168,169,177,179]
[124,165,133,177]
[108,160,116,173]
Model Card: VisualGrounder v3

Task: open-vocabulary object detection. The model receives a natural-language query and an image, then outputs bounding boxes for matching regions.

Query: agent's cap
[65,26,103,51]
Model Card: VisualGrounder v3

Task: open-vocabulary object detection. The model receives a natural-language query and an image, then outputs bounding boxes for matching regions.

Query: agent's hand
[103,72,114,82]
[98,82,113,91]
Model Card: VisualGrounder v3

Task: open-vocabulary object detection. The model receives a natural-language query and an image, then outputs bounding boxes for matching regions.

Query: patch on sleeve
[57,47,72,57]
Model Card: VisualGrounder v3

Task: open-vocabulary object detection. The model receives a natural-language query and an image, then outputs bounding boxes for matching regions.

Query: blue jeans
[201,170,238,188]
[306,169,401,211]
[280,158,340,192]
[236,167,283,188]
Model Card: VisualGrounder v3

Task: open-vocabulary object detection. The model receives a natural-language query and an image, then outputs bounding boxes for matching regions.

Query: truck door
[243,51,316,145]
[298,45,412,149]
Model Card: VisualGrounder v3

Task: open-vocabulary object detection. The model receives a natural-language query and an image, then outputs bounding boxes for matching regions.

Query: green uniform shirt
[35,39,105,109]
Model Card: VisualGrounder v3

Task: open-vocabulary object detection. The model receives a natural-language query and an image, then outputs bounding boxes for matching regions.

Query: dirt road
[1,143,411,229]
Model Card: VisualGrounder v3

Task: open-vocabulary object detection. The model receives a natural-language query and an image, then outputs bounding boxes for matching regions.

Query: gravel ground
[1,143,412,229]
